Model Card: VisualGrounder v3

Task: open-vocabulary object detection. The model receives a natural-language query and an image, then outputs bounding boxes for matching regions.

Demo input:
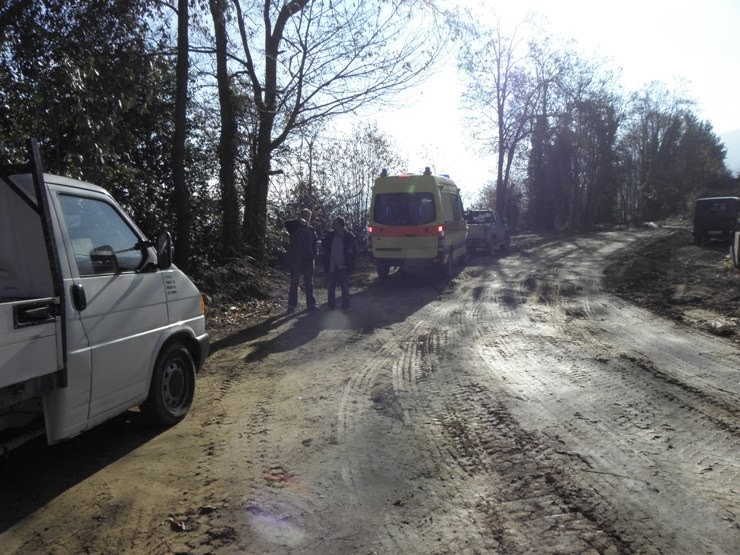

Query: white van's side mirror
[157,231,173,270]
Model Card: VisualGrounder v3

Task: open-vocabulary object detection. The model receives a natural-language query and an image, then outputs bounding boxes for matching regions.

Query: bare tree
[618,82,692,221]
[317,122,406,247]
[617,82,729,221]
[229,0,449,260]
[528,39,622,230]
[459,17,537,221]
[209,0,242,258]
[269,121,405,249]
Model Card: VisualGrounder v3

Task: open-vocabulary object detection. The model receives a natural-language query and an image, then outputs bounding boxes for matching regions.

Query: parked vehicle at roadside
[692,196,739,245]
[368,167,467,278]
[0,140,209,452]
[465,209,510,256]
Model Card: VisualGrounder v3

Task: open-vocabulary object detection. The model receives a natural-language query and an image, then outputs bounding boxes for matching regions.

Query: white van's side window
[59,194,145,275]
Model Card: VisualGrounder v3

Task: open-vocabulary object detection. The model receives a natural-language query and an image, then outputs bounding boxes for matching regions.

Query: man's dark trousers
[289,258,316,310]
[326,267,350,309]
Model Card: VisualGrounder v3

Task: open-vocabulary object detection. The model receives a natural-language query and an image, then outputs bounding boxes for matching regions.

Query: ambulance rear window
[373,192,436,226]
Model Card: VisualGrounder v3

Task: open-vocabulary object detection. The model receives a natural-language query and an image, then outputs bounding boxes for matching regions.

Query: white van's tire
[142,343,196,426]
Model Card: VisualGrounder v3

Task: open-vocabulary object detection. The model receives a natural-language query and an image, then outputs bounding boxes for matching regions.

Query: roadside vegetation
[1,1,737,304]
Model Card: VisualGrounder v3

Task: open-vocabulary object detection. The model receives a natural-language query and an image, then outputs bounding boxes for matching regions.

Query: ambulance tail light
[437,224,446,251]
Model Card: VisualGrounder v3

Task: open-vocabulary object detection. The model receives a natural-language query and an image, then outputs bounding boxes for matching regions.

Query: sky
[368,0,740,202]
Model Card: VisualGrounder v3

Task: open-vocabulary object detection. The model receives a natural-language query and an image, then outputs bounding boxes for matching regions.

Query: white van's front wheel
[143,343,196,426]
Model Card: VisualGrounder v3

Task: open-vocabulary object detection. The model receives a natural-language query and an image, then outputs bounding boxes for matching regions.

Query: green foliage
[0,0,221,270]
[617,84,731,222]
[1,1,172,231]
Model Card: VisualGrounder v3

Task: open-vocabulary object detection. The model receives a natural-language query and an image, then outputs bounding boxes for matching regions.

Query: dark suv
[692,196,739,245]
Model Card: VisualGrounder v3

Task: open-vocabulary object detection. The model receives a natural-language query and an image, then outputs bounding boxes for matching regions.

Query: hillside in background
[721,129,740,176]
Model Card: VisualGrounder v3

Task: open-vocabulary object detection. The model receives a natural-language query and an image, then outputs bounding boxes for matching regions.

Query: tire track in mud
[200,324,380,553]
[216,325,414,553]
[472,329,740,553]
[399,276,630,551]
[331,272,632,553]
[426,379,624,554]
[333,303,450,516]
[455,231,740,553]
[330,294,506,552]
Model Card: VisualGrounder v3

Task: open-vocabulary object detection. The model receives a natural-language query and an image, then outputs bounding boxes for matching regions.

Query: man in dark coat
[321,216,357,310]
[285,208,318,313]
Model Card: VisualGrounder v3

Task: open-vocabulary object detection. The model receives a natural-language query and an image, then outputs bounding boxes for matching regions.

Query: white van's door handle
[13,300,56,327]
[71,284,87,311]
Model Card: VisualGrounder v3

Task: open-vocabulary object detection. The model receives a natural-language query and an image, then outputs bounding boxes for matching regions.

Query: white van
[368,167,467,277]
[0,140,209,452]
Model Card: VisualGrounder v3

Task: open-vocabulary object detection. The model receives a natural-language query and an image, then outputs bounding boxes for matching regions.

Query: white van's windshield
[373,192,436,226]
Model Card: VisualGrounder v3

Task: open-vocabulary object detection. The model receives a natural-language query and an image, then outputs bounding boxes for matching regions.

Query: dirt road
[1,229,738,554]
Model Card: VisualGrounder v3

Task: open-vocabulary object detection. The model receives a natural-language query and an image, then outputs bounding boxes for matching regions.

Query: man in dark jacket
[321,216,357,310]
[285,208,318,313]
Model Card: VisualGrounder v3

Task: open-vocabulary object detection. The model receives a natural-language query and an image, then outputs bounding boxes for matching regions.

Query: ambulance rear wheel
[444,250,454,278]
[142,342,196,426]
[462,248,470,266]
[376,262,390,279]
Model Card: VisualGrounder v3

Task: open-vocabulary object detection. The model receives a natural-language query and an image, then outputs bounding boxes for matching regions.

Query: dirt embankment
[602,226,739,342]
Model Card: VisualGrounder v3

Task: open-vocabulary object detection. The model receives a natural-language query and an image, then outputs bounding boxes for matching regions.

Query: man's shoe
[287,306,296,314]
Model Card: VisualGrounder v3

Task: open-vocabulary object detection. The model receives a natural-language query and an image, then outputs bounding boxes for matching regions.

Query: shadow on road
[0,411,165,534]
[211,268,450,363]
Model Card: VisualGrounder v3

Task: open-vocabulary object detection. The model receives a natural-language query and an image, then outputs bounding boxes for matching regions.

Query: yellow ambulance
[368,167,468,278]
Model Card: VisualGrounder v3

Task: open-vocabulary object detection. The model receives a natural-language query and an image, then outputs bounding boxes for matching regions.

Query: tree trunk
[210,0,241,258]
[238,0,309,263]
[496,146,507,216]
[244,119,272,261]
[173,0,190,269]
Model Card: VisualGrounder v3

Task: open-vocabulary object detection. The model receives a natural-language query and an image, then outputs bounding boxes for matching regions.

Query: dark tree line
[460,18,734,230]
